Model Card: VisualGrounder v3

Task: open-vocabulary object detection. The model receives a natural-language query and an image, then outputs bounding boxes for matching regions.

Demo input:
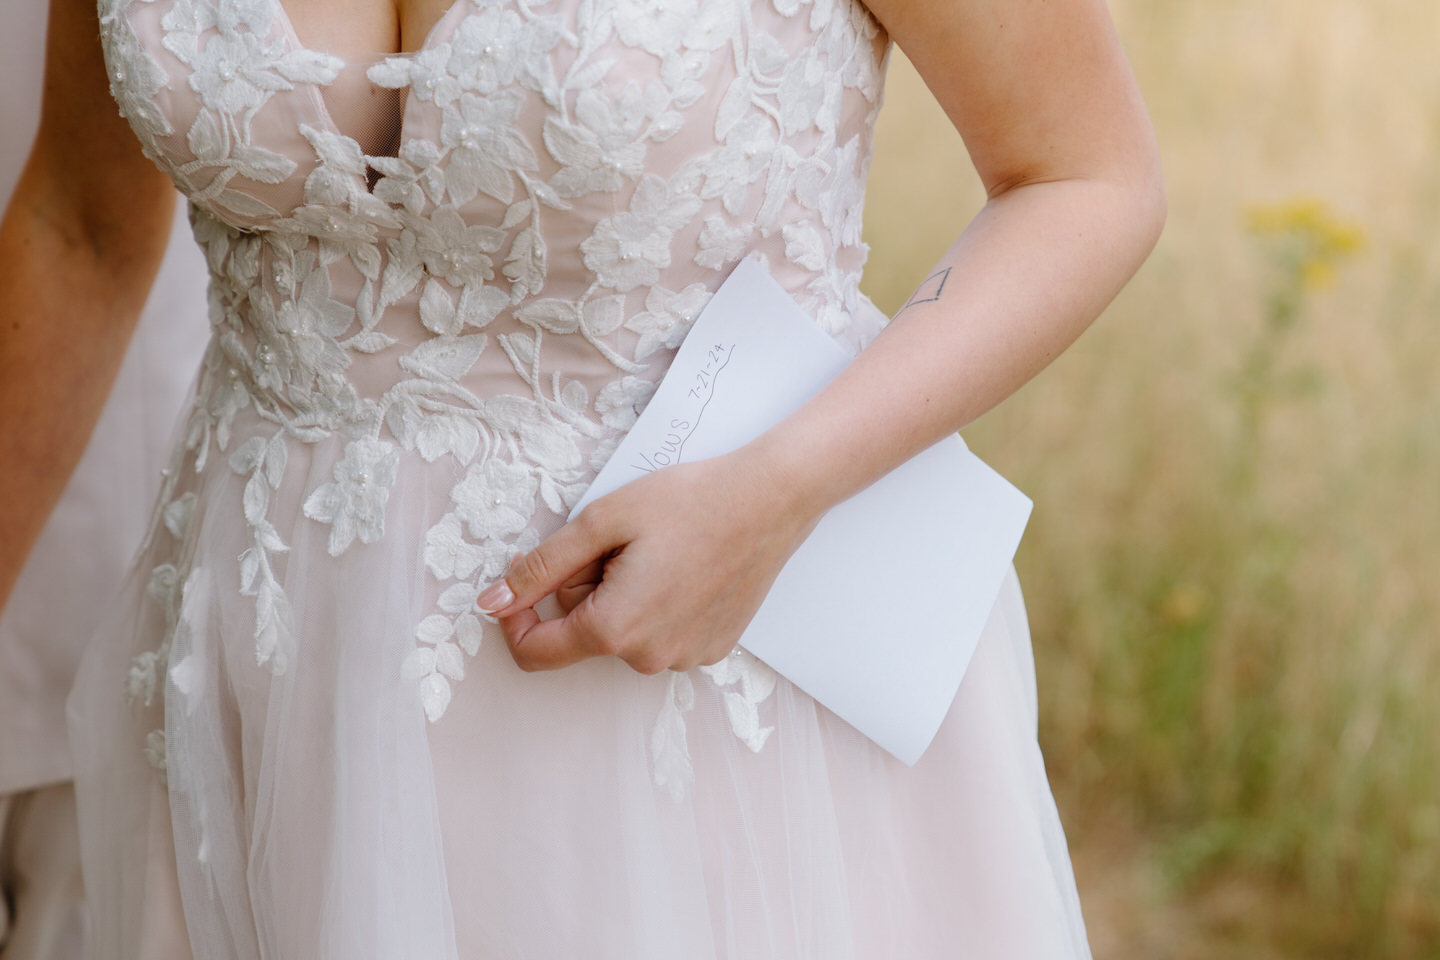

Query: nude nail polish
[476,580,515,614]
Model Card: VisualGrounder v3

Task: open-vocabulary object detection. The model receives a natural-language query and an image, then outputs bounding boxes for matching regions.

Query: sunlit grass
[862,5,1440,956]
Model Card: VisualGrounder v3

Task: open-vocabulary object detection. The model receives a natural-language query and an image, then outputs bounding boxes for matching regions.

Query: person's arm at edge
[0,0,176,607]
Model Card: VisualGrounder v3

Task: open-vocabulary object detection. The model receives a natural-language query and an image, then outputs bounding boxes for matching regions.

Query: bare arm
[483,0,1165,673]
[749,0,1166,513]
[0,0,176,605]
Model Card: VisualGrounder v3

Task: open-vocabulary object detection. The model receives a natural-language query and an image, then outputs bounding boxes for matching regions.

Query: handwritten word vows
[632,342,735,472]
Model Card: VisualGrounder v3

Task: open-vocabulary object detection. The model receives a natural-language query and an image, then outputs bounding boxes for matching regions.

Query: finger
[477,505,623,617]
[501,591,620,672]
[556,559,604,614]
[697,647,732,668]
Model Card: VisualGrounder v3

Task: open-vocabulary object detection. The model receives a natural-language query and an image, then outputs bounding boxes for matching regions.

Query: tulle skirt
[69,426,1091,960]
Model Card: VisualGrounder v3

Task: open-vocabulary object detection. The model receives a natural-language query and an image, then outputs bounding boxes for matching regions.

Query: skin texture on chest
[279,0,458,57]
[271,0,466,156]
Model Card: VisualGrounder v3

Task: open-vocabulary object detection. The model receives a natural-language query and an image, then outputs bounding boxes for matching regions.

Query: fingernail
[476,580,515,614]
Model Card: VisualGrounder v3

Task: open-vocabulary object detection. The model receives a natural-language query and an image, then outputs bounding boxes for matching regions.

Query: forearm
[748,172,1165,518]
[0,163,175,605]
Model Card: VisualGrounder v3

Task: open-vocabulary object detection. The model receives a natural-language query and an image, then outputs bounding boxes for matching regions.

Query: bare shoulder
[860,0,1161,195]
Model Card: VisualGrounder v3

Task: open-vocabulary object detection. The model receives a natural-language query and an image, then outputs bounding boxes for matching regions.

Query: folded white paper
[571,258,1033,765]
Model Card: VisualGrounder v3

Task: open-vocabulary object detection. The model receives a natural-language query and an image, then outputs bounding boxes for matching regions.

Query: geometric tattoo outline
[898,267,951,314]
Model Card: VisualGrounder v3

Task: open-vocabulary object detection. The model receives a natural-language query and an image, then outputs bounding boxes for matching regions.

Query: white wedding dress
[72,0,1093,956]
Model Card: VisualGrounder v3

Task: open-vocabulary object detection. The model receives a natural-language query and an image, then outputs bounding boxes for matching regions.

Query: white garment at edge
[0,2,209,957]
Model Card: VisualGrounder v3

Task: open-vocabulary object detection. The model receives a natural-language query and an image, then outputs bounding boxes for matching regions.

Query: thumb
[476,508,623,616]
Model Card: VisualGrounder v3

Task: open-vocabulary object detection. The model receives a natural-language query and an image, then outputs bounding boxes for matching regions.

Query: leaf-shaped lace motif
[102,0,885,764]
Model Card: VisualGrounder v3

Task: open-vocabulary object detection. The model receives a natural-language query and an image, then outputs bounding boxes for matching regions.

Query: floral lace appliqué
[102,0,885,765]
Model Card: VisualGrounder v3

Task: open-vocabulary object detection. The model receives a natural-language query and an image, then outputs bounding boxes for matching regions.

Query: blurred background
[861,1,1440,956]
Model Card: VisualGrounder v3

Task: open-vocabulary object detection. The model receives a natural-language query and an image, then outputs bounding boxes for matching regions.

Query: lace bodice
[100,0,890,730]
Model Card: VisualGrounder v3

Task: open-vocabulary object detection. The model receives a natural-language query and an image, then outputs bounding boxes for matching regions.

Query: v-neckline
[266,0,474,162]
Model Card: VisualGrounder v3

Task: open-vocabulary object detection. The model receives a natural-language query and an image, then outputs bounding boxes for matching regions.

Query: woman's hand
[477,449,819,675]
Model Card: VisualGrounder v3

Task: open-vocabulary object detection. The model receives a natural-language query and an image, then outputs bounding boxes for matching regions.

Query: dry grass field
[861,3,1440,957]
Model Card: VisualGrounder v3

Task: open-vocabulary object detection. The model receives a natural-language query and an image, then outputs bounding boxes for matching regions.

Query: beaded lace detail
[98,0,886,774]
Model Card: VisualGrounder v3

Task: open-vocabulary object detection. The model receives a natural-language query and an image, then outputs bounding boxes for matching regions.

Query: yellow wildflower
[1244,197,1365,290]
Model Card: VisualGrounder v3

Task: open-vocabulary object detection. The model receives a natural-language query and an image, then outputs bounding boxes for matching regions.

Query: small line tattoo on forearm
[897,267,951,315]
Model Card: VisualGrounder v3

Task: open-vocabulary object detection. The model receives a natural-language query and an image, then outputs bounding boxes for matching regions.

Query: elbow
[1122,133,1168,259]
[1089,121,1169,263]
[1086,146,1166,276]
[1134,153,1168,257]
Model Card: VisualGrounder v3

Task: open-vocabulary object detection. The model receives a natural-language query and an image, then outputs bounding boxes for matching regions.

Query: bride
[0,0,1163,956]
